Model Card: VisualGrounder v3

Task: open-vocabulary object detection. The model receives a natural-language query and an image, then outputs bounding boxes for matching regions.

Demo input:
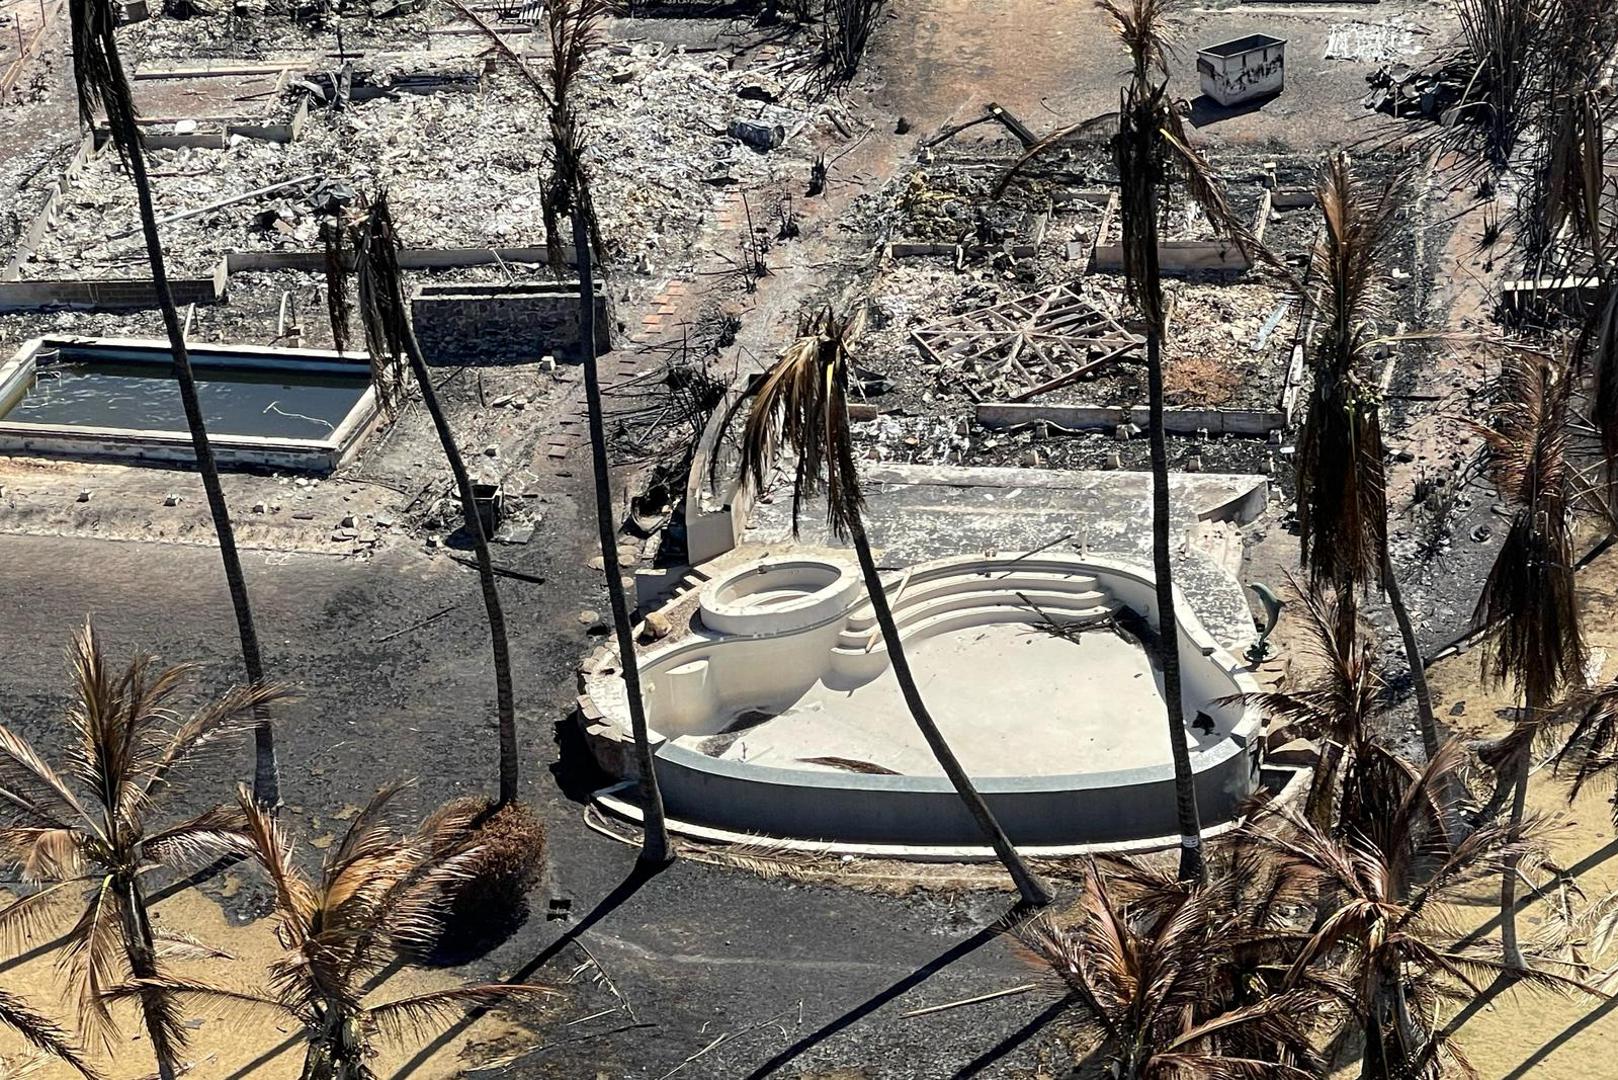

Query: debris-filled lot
[11,0,1618,1075]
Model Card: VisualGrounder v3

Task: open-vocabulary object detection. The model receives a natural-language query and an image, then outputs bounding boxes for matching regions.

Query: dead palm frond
[543,0,609,274]
[348,195,409,418]
[0,623,283,1079]
[1453,0,1540,167]
[1233,577,1385,825]
[735,307,868,540]
[0,992,100,1080]
[1549,679,1618,829]
[65,0,137,158]
[113,785,555,1080]
[1243,765,1580,1078]
[1295,153,1405,607]
[1016,863,1326,1079]
[1473,349,1585,713]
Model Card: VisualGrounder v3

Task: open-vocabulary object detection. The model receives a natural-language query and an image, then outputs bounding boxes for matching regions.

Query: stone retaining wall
[411,282,609,364]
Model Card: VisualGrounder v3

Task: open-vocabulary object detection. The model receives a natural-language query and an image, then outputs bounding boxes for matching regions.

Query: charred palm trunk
[1146,328,1205,883]
[300,1002,366,1080]
[1499,691,1536,971]
[97,22,279,808]
[1360,962,1409,1080]
[1115,77,1204,883]
[573,212,670,864]
[118,877,178,1080]
[395,318,519,807]
[1382,550,1440,760]
[844,510,1052,907]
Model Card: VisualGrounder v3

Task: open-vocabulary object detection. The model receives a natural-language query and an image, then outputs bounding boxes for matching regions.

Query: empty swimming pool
[0,337,382,472]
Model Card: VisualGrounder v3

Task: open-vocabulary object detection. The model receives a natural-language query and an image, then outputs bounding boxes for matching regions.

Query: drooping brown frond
[991,112,1119,198]
[1549,679,1618,828]
[1099,0,1174,82]
[733,308,868,539]
[66,0,139,161]
[1473,349,1585,709]
[140,804,253,871]
[104,978,296,1026]
[0,990,102,1080]
[58,876,123,1051]
[351,195,411,418]
[1584,281,1618,487]
[133,678,288,815]
[1295,153,1408,602]
[322,217,351,356]
[365,984,557,1044]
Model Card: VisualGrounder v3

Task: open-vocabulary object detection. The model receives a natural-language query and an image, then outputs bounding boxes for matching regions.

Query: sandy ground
[1410,539,1618,1080]
[0,886,544,1079]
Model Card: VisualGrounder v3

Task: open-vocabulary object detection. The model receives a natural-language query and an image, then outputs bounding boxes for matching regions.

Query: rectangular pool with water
[0,337,381,472]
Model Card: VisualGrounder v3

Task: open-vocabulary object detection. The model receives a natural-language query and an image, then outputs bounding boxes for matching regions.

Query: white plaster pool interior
[677,589,1201,779]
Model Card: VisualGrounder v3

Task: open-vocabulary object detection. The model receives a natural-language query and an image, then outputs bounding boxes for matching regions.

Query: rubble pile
[122,0,436,63]
[1362,58,1473,120]
[19,43,809,278]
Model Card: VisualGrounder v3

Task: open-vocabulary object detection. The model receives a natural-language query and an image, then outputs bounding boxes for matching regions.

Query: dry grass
[1163,352,1241,406]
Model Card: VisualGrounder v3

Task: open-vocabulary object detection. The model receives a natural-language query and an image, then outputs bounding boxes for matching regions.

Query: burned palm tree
[819,0,887,80]
[0,994,100,1080]
[1016,863,1325,1079]
[67,0,281,808]
[334,196,521,810]
[1519,0,1610,267]
[1472,348,1585,969]
[994,1,1276,883]
[1247,748,1575,1078]
[115,785,554,1079]
[542,0,608,275]
[1453,0,1540,168]
[571,210,672,866]
[1094,0,1251,882]
[0,623,283,1080]
[1295,153,1441,761]
[729,308,1051,907]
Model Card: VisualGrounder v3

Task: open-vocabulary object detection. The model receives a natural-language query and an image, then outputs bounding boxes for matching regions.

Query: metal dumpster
[1197,33,1286,107]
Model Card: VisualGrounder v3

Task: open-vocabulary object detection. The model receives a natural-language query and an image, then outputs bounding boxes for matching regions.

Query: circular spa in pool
[580,552,1266,852]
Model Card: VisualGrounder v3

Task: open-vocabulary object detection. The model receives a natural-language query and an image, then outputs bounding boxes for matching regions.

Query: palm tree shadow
[1452,837,1618,951]
[949,996,1068,1078]
[1499,991,1618,1078]
[737,901,1030,1080]
[389,858,667,1078]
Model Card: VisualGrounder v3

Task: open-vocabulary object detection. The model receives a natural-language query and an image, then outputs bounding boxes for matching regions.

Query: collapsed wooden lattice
[910,283,1143,401]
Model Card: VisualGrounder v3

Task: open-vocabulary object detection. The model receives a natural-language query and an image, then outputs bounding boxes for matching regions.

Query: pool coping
[0,336,382,473]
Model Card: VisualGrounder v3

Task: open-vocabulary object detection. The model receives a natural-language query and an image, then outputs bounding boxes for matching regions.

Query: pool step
[839,587,1114,649]
[828,600,1122,688]
[845,572,1106,633]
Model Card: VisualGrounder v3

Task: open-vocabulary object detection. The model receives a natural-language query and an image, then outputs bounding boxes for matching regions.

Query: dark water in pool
[3,360,369,440]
